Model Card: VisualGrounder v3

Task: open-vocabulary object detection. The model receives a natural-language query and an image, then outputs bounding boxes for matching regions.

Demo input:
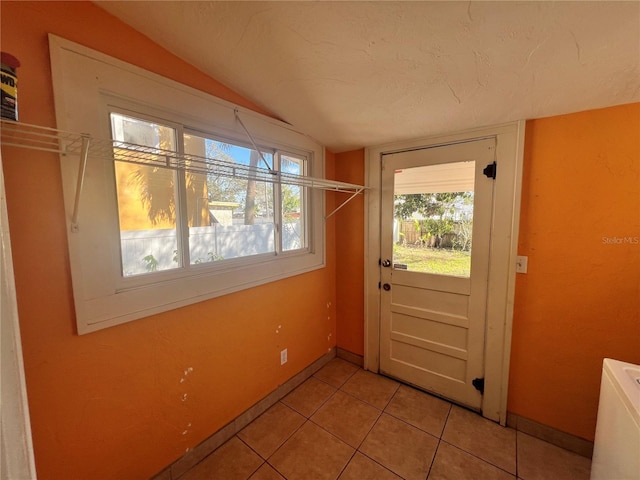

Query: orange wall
[508,103,640,441]
[334,149,366,356]
[1,2,336,479]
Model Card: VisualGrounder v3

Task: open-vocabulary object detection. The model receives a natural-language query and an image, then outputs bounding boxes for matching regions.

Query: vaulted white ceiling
[96,1,640,152]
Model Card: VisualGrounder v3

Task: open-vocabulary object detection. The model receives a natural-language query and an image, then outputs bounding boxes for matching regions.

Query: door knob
[382,259,391,267]
[383,283,391,291]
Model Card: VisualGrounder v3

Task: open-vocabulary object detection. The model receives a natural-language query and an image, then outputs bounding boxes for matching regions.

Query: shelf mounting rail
[0,119,367,228]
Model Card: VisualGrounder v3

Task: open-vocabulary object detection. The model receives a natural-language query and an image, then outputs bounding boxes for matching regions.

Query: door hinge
[483,161,497,179]
[472,377,485,394]
[378,281,381,289]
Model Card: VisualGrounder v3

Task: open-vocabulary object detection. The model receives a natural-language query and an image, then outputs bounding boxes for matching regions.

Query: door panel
[380,138,496,409]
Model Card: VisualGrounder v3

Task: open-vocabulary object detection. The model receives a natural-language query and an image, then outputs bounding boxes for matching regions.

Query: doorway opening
[364,122,525,423]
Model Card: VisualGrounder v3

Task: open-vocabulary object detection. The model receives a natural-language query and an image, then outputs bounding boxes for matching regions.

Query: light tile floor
[179,358,592,480]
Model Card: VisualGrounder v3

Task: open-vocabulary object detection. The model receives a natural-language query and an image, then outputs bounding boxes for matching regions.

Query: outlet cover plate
[516,255,528,273]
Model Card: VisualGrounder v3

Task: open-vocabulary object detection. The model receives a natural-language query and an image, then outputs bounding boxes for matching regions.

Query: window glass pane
[110,113,180,276]
[393,161,475,277]
[281,154,306,251]
[184,134,275,264]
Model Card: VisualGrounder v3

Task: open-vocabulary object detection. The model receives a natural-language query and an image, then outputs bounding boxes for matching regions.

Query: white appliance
[591,358,640,480]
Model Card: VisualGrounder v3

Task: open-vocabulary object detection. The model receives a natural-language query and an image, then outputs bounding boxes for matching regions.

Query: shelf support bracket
[234,109,273,172]
[325,188,364,221]
[70,135,90,233]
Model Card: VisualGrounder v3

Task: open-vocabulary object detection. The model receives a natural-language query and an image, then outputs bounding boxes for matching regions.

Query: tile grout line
[354,450,407,480]
[286,363,514,480]
[337,381,401,411]
[267,402,322,478]
[315,368,402,479]
[442,405,520,477]
[234,436,264,480]
[234,432,288,479]
[336,378,394,477]
[354,383,447,480]
[374,373,402,412]
[424,402,453,479]
[426,440,442,480]
[257,414,313,480]
[265,363,358,480]
[334,447,358,480]
[236,397,329,480]
[380,409,444,441]
[293,416,358,479]
[296,382,339,418]
[303,367,401,478]
[262,360,361,479]
[438,440,518,478]
[249,361,506,480]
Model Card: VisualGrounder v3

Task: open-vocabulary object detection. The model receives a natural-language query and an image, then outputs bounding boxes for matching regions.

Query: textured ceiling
[96,1,640,152]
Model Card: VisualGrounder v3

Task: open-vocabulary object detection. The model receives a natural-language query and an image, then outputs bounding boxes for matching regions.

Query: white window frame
[108,106,311,284]
[48,35,326,334]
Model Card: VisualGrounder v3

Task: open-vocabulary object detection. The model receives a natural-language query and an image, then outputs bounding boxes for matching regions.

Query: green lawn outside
[393,244,471,277]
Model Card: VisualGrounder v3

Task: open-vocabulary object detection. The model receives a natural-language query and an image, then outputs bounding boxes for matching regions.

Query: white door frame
[364,121,525,424]
[1,150,38,479]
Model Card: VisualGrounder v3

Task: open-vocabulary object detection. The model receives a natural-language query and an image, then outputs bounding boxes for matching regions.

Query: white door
[380,138,496,410]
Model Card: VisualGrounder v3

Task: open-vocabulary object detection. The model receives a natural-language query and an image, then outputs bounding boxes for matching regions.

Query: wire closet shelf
[0,119,367,222]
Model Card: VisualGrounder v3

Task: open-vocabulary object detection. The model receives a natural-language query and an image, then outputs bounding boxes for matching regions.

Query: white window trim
[48,34,326,334]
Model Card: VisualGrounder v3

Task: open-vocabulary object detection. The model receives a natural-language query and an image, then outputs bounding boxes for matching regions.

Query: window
[393,161,475,277]
[49,35,325,333]
[111,112,309,278]
[112,113,182,276]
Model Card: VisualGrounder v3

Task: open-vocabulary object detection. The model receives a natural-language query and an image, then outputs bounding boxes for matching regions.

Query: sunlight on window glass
[281,154,306,252]
[184,134,275,265]
[110,113,180,276]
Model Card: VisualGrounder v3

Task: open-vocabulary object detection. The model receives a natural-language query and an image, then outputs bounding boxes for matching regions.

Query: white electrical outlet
[516,255,528,274]
[280,348,288,365]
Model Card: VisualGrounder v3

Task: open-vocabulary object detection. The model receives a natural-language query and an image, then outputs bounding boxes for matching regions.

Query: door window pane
[183,134,275,264]
[393,161,475,277]
[111,113,180,276]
